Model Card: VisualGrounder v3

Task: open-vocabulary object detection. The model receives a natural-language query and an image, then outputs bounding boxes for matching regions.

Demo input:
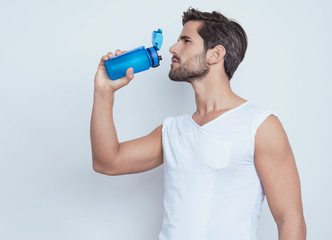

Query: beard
[168,51,210,83]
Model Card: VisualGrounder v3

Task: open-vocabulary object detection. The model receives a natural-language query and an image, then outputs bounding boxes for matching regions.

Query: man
[90,7,306,240]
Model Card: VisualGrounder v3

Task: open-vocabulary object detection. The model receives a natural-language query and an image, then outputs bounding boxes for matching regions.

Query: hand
[94,49,134,94]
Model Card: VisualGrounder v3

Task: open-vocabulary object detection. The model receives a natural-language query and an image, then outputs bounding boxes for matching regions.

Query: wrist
[93,88,115,101]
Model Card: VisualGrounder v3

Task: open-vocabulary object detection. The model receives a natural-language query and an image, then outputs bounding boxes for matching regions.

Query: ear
[207,45,226,64]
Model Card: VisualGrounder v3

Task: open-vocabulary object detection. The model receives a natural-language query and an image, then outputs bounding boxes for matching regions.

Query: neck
[190,68,246,116]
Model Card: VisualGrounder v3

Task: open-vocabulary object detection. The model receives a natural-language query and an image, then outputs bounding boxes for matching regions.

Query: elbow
[298,218,307,239]
[277,216,307,239]
[92,161,105,174]
[92,155,116,176]
[301,219,307,238]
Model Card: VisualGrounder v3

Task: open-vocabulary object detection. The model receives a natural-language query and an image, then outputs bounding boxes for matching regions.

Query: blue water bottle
[105,29,163,80]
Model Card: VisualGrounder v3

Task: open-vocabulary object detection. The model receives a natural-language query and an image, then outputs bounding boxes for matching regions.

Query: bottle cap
[152,29,163,51]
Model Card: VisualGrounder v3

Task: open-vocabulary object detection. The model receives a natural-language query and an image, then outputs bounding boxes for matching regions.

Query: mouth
[171,57,179,63]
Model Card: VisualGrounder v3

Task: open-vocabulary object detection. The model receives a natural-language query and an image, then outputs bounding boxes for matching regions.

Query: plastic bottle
[105,29,163,80]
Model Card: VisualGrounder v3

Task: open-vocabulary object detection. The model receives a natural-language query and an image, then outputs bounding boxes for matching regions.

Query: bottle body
[105,29,163,80]
[105,46,152,80]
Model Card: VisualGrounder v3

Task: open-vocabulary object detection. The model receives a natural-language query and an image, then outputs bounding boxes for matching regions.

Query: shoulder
[162,114,188,131]
[254,114,292,162]
[247,101,282,146]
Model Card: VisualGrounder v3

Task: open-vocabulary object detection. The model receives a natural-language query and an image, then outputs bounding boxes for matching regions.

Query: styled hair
[182,7,248,80]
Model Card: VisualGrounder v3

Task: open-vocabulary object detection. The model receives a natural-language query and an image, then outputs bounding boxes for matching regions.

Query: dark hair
[182,7,248,80]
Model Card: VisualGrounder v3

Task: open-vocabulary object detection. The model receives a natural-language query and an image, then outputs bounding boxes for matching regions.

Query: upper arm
[103,124,164,176]
[254,115,305,225]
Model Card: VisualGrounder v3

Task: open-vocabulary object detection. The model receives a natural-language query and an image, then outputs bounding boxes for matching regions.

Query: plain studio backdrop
[0,0,331,239]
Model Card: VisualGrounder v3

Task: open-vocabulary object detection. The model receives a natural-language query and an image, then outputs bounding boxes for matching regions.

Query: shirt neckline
[187,100,250,129]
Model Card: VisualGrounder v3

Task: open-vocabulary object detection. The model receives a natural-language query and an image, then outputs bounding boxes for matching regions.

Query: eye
[185,40,190,43]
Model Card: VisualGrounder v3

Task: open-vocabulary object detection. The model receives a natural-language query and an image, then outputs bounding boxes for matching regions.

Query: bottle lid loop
[152,29,163,51]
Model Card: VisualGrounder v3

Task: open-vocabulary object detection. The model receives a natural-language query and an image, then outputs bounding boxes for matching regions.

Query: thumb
[117,67,134,88]
[127,67,134,78]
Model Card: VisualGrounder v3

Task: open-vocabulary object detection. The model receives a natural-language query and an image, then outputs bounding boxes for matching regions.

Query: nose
[169,42,178,55]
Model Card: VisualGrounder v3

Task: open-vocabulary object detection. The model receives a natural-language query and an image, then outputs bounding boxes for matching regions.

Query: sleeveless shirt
[158,101,278,240]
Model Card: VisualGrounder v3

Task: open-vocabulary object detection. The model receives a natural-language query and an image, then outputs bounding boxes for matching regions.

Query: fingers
[105,50,132,80]
[115,49,122,56]
[99,49,127,66]
[106,52,114,59]
[102,49,127,62]
[110,49,127,57]
[98,50,133,87]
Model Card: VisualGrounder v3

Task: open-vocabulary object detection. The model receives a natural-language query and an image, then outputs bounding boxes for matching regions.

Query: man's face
[169,21,210,83]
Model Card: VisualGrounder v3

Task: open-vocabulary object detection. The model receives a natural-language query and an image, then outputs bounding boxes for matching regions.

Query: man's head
[169,7,248,82]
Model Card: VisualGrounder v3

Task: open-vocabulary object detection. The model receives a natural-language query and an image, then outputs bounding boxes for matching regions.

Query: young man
[90,7,306,240]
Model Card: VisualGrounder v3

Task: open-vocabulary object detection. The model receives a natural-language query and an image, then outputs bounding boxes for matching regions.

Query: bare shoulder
[254,114,291,159]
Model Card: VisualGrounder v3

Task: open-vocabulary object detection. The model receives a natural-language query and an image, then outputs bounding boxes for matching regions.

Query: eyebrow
[178,35,192,41]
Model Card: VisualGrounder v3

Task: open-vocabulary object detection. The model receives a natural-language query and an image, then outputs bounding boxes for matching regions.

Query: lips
[172,57,179,63]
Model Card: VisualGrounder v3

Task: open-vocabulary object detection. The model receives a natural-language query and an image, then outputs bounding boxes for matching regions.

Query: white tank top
[158,100,278,240]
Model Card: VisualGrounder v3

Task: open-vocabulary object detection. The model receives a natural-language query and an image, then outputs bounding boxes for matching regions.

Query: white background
[1,0,331,239]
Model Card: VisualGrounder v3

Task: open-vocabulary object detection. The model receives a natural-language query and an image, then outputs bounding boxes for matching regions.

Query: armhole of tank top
[250,109,279,159]
[162,117,172,133]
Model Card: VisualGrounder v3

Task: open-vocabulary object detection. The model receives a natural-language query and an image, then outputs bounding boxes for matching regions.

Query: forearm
[278,218,306,240]
[90,90,119,171]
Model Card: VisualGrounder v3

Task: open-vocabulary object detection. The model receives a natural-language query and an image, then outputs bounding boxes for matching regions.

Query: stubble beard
[168,51,210,83]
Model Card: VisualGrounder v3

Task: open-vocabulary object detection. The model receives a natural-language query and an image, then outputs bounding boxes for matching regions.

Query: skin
[90,20,306,239]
